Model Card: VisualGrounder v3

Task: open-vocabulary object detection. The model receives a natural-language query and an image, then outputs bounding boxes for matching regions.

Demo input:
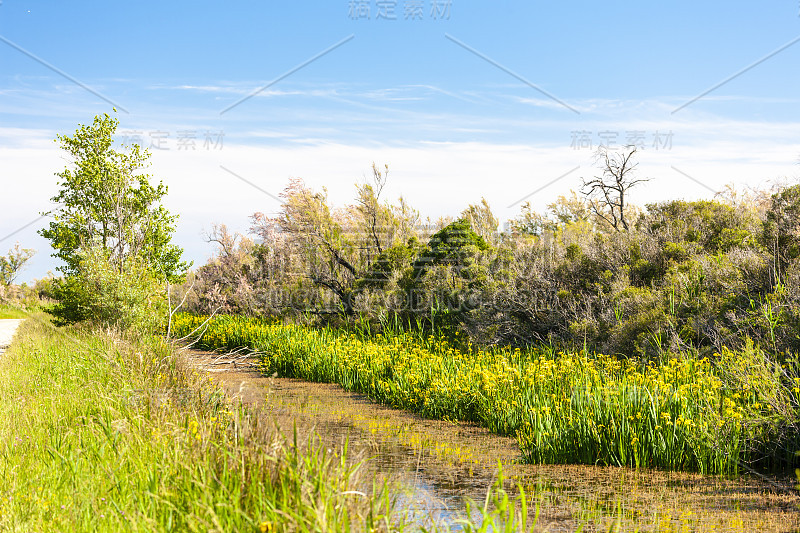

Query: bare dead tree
[581,146,649,231]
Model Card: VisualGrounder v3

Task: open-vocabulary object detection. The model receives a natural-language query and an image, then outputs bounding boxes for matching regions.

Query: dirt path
[183,348,800,532]
[0,319,24,355]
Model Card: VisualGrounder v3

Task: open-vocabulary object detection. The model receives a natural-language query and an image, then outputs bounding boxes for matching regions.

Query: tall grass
[0,317,410,532]
[172,313,800,475]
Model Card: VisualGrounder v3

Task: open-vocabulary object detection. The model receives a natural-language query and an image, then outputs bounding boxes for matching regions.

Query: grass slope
[0,317,408,532]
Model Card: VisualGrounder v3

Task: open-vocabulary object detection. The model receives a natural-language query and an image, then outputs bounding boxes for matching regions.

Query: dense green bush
[49,246,166,334]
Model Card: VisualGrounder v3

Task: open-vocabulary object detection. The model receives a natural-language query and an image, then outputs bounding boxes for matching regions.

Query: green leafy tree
[405,219,491,318]
[40,112,187,279]
[411,220,490,280]
[39,112,188,326]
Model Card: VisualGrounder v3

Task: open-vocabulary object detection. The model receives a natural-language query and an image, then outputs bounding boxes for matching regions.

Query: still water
[190,351,800,532]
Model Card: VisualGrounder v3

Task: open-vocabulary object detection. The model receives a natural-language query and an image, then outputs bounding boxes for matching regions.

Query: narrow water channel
[186,350,800,532]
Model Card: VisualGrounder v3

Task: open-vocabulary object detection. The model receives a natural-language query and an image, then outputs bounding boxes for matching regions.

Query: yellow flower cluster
[170,314,788,474]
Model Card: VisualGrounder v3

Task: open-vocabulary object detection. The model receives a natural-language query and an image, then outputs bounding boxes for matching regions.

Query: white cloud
[3,102,799,283]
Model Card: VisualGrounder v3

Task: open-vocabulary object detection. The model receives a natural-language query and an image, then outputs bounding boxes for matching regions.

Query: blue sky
[2,1,799,281]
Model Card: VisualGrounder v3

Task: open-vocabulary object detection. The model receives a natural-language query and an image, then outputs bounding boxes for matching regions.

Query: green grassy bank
[0,317,408,532]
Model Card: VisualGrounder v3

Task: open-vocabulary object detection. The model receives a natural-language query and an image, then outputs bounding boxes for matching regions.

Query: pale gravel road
[0,319,24,355]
